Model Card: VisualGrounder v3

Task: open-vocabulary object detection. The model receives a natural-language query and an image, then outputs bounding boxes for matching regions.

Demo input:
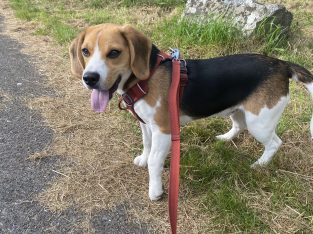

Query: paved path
[0,16,150,234]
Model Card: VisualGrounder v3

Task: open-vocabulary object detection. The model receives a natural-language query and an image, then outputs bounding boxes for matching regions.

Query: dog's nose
[83,72,100,88]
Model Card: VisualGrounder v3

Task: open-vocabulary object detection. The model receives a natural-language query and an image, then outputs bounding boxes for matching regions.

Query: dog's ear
[121,25,152,80]
[69,30,86,78]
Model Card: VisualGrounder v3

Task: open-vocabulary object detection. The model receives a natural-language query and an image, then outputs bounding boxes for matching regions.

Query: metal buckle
[169,48,180,60]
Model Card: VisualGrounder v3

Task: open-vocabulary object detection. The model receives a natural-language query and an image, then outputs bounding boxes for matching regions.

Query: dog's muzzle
[83,72,100,88]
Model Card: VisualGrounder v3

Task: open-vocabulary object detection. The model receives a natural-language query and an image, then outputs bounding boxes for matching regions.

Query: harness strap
[118,80,148,123]
[118,52,171,123]
[179,60,188,103]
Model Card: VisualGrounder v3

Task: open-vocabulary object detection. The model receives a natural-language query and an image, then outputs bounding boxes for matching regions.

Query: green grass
[10,0,39,21]
[87,0,186,8]
[152,16,243,57]
[180,129,313,231]
[82,11,113,25]
[37,16,77,44]
[254,18,289,54]
[10,0,78,44]
[207,185,267,232]
[9,0,313,232]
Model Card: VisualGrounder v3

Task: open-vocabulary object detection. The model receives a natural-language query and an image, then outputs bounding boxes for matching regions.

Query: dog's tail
[287,61,313,138]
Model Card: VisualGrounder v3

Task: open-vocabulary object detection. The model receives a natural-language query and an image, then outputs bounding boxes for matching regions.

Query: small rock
[183,0,293,36]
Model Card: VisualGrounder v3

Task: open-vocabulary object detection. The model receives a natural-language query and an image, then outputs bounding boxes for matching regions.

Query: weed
[254,17,288,55]
[152,15,243,58]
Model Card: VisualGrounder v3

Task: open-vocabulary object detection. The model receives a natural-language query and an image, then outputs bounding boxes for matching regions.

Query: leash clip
[118,93,134,110]
[122,93,134,106]
[169,48,180,61]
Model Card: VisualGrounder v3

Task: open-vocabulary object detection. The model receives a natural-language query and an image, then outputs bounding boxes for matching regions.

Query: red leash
[168,59,182,234]
[118,51,186,234]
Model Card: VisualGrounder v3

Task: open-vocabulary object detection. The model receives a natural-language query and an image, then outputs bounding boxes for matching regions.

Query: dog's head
[69,23,152,112]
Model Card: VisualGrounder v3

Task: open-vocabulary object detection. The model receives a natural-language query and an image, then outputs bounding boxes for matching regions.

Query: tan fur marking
[243,73,289,115]
[69,30,86,78]
[142,67,171,134]
[82,26,101,56]
[145,68,169,106]
[154,103,171,134]
[121,25,152,80]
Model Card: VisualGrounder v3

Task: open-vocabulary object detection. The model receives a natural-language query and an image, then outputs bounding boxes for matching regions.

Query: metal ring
[180,59,187,67]
[122,93,134,106]
[118,98,128,110]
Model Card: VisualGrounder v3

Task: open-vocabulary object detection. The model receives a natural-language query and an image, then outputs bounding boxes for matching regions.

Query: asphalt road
[0,16,151,234]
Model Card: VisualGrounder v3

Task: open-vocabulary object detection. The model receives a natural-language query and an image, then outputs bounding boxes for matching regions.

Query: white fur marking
[134,98,160,124]
[251,134,282,167]
[83,41,108,89]
[216,110,246,141]
[147,126,171,200]
[130,97,170,200]
[134,122,151,167]
[245,96,289,166]
[305,82,313,138]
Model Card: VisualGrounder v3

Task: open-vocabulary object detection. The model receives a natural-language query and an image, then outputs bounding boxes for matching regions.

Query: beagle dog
[69,23,313,201]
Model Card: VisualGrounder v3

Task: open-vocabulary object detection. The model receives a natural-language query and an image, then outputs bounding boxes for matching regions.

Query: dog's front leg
[148,125,171,201]
[134,122,151,167]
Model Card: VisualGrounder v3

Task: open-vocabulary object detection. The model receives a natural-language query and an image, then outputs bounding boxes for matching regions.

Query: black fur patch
[180,54,288,117]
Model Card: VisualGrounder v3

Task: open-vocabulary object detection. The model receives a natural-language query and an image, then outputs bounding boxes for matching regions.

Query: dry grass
[2,0,313,233]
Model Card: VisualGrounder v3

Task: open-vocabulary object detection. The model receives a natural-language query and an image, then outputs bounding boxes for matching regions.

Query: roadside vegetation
[8,0,313,233]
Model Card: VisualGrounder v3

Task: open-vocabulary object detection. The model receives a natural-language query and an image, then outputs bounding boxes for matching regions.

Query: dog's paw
[149,185,163,201]
[250,160,268,169]
[133,154,148,167]
[216,134,232,141]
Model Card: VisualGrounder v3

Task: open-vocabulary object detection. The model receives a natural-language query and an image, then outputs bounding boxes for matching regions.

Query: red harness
[118,51,187,234]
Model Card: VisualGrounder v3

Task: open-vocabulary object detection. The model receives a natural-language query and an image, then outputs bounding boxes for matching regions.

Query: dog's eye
[82,48,90,57]
[107,50,121,59]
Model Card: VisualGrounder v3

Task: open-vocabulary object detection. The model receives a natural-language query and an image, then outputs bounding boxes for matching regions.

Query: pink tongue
[91,89,109,112]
